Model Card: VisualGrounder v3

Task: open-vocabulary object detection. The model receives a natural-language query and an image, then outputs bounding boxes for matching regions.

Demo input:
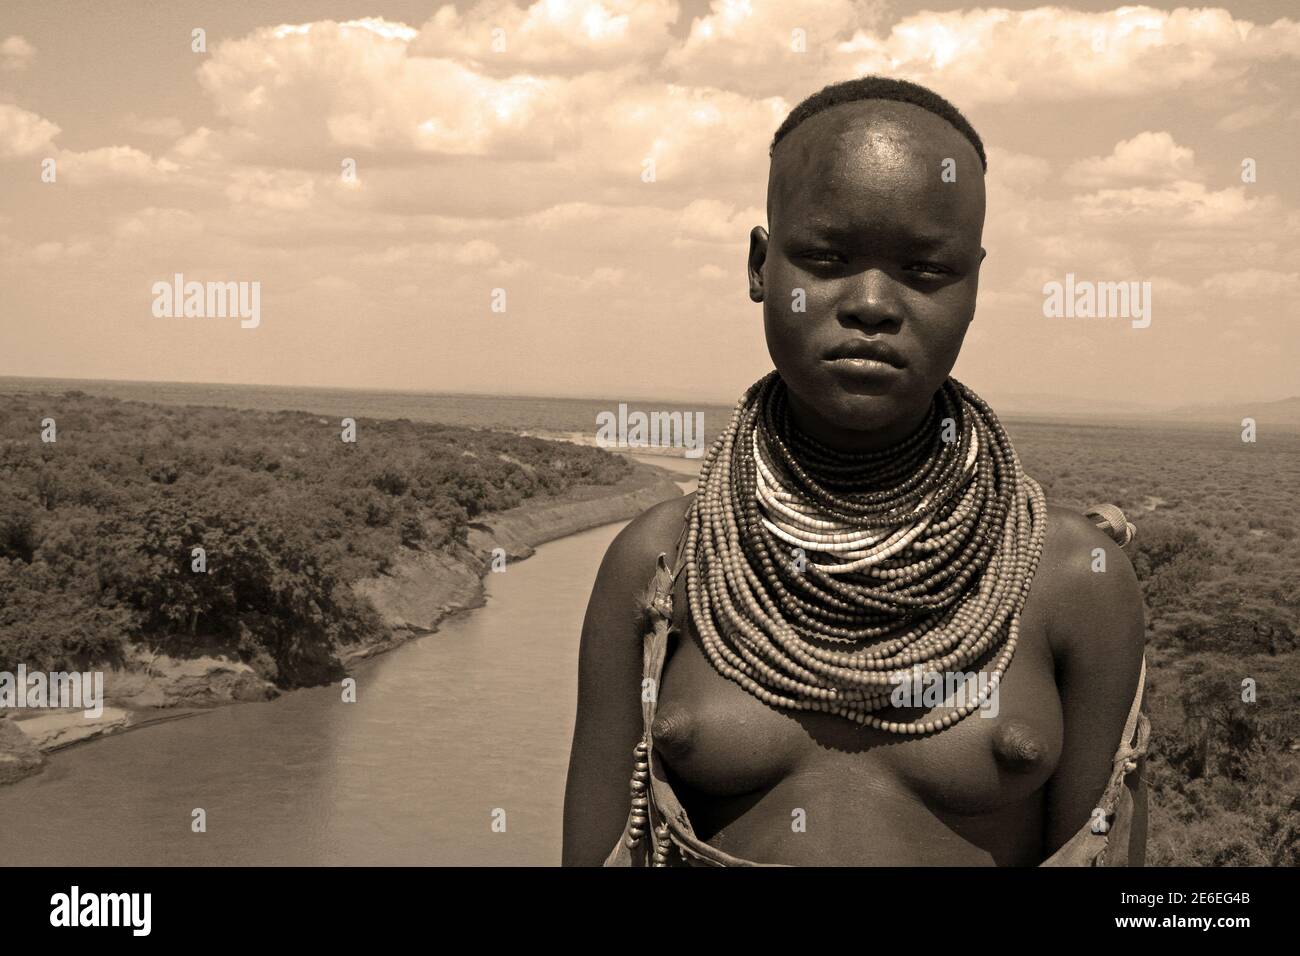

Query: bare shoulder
[597,492,694,584]
[581,491,694,644]
[1038,503,1146,669]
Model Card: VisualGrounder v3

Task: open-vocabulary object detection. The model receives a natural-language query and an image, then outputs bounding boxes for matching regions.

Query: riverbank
[0,457,682,785]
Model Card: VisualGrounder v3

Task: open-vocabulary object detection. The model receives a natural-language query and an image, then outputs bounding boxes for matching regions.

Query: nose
[838,267,905,332]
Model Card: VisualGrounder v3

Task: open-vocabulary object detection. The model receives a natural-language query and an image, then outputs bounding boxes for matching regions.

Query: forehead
[768,100,985,238]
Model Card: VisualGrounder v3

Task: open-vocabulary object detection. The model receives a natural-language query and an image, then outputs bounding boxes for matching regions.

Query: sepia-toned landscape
[1,380,1295,864]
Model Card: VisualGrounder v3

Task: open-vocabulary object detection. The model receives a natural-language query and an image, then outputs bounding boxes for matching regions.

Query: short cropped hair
[770,76,987,172]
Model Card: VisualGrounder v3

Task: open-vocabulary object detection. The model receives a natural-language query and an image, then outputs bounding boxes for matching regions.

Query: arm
[561,496,688,866]
[1040,507,1148,860]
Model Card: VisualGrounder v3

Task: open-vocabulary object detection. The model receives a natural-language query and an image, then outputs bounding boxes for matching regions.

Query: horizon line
[0,372,1293,420]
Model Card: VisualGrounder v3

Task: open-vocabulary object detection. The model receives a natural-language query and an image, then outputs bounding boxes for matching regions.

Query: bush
[0,494,39,562]
[0,391,631,686]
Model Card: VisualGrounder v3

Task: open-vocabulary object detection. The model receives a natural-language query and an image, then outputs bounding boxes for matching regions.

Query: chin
[786,373,909,434]
[824,391,909,433]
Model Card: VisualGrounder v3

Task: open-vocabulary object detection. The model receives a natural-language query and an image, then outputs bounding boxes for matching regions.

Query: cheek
[911,287,977,370]
[764,267,837,340]
[763,262,802,321]
[762,301,802,365]
[763,307,824,395]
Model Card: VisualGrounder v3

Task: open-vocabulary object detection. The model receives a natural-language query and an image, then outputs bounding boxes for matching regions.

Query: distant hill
[3,374,1296,431]
[985,391,1300,429]
[1163,395,1300,428]
[981,391,1161,420]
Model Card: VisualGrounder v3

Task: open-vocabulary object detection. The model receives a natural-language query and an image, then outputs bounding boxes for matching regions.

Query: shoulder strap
[1119,654,1147,756]
[1085,502,1136,551]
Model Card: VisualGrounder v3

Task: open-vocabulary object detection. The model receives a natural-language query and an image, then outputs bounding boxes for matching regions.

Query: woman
[562,77,1148,867]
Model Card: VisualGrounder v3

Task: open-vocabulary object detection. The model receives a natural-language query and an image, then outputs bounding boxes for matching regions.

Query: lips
[824,339,907,369]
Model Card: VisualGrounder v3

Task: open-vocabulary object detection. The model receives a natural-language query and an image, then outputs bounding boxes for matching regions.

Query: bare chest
[652,573,1065,822]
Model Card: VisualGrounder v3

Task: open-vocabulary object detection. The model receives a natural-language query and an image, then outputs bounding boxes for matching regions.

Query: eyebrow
[794,222,964,250]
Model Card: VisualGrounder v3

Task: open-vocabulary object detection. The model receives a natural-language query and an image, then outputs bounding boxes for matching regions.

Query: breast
[652,635,808,797]
[652,620,1065,819]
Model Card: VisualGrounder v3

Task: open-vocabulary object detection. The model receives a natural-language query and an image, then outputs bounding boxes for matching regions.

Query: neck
[783,388,934,455]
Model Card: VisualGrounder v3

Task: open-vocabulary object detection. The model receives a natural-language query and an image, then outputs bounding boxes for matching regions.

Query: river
[0,455,698,866]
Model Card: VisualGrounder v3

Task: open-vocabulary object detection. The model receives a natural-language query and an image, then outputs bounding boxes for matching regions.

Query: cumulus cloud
[114,207,206,242]
[5,2,1297,406]
[577,266,627,289]
[676,199,764,244]
[56,146,179,185]
[1202,269,1300,298]
[1214,101,1280,131]
[1064,132,1197,188]
[411,0,679,71]
[986,147,1052,191]
[570,79,785,188]
[192,14,785,196]
[125,114,187,138]
[1,35,35,71]
[831,6,1300,104]
[665,0,886,95]
[0,103,60,158]
[1073,180,1265,227]
[196,18,562,162]
[356,238,509,267]
[224,168,317,210]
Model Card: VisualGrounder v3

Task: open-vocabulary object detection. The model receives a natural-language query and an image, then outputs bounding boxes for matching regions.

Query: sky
[0,0,1297,407]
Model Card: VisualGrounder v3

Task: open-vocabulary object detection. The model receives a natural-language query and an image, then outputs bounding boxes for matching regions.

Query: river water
[0,456,697,866]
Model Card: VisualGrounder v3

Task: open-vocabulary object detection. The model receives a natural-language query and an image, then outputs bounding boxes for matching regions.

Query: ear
[966,248,986,327]
[748,226,768,302]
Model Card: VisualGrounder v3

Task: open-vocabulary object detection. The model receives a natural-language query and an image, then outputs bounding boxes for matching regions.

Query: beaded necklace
[685,371,1047,734]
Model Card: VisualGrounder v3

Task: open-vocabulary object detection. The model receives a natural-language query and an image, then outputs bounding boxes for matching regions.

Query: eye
[906,261,951,277]
[799,250,843,266]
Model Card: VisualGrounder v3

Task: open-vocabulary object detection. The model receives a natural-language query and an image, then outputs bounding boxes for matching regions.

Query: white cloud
[676,199,764,244]
[1214,101,1280,132]
[225,168,317,210]
[665,0,885,95]
[986,146,1051,191]
[356,238,507,267]
[565,77,786,190]
[1073,180,1264,227]
[1064,132,1197,188]
[831,6,1300,104]
[1203,269,1300,298]
[56,146,179,185]
[126,115,187,138]
[580,266,626,289]
[0,103,60,158]
[411,0,680,71]
[197,18,561,161]
[519,202,610,230]
[190,11,785,201]
[1,35,35,71]
[114,207,205,242]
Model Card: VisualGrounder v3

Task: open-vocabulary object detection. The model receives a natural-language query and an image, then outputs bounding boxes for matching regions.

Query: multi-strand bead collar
[685,371,1047,734]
